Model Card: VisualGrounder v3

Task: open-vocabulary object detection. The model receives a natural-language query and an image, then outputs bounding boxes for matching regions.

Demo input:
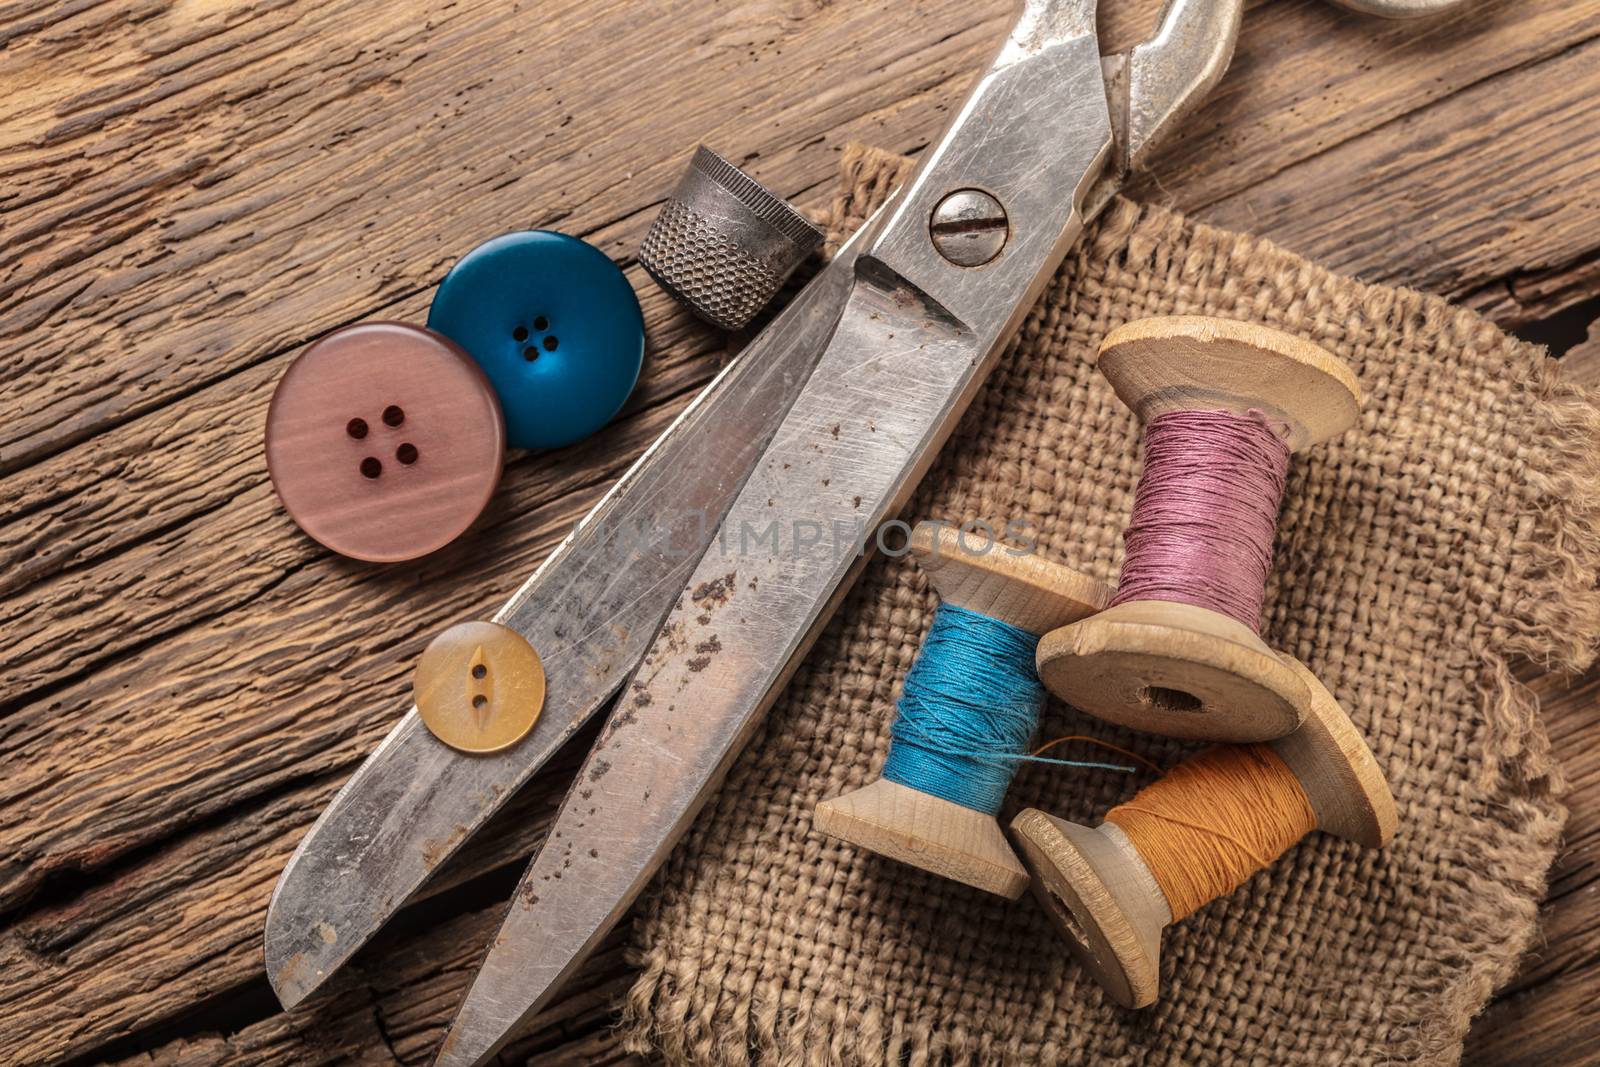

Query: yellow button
[415,621,545,754]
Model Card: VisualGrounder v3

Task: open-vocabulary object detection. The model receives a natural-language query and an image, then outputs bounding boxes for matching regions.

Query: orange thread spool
[1011,658,1396,1008]
[1105,744,1317,921]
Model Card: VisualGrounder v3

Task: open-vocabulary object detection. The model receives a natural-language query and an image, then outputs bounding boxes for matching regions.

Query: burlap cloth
[619,146,1600,1065]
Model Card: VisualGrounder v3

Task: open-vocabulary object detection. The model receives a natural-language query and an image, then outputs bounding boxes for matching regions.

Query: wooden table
[3,1,1597,1064]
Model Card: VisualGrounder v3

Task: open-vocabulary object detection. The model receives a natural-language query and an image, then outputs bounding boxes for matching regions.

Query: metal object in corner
[1327,0,1469,15]
[638,146,825,330]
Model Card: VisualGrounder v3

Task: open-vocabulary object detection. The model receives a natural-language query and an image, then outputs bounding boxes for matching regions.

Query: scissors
[264,0,1464,1062]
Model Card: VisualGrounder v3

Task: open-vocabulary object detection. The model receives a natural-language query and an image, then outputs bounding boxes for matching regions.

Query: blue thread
[881,602,1131,815]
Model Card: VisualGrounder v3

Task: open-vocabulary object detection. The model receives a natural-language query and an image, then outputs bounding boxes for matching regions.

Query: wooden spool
[812,524,1110,899]
[1035,316,1361,742]
[1010,657,1395,1008]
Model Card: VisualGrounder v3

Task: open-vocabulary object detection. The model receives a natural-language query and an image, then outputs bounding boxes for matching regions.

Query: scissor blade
[264,219,873,1010]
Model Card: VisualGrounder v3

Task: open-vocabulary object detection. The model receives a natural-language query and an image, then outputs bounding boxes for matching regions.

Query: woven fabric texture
[620,145,1600,1066]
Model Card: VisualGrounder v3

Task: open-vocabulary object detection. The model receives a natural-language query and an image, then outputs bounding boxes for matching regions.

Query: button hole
[523,346,539,362]
[382,405,405,427]
[360,457,383,479]
[542,335,558,352]
[396,442,419,465]
[347,418,369,439]
[471,664,487,679]
[512,325,529,342]
[471,694,488,709]
[533,315,549,331]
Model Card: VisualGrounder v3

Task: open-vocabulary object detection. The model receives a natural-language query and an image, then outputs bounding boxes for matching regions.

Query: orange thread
[1033,735,1164,776]
[1105,744,1316,921]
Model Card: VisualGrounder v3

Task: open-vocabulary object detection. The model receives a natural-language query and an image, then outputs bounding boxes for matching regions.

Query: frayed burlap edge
[620,144,1600,1066]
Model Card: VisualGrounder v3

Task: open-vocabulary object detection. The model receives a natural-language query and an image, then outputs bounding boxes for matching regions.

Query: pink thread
[1109,409,1291,632]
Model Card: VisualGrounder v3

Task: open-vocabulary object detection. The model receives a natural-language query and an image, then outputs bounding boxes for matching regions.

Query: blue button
[427,231,644,450]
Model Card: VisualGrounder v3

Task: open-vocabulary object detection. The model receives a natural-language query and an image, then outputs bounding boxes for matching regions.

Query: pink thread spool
[1037,317,1360,742]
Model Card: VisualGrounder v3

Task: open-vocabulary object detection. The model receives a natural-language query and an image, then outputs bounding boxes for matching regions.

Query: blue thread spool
[880,604,1048,815]
[814,524,1112,899]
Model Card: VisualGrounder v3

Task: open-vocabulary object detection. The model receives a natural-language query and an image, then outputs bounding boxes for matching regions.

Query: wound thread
[881,603,1129,816]
[1109,409,1291,632]
[1105,744,1317,921]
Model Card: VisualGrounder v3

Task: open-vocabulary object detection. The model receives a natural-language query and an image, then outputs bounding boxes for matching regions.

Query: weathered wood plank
[1467,995,1600,1067]
[0,262,722,600]
[9,9,1600,926]
[0,0,1596,1064]
[0,0,1003,474]
[1564,318,1600,383]
[1200,32,1600,297]
[1464,254,1600,329]
[3,732,588,1066]
[0,405,611,911]
[0,288,722,706]
[100,902,644,1067]
[6,0,1593,694]
[4,0,1597,476]
[1139,0,1600,211]
[0,0,1001,922]
[12,0,1600,643]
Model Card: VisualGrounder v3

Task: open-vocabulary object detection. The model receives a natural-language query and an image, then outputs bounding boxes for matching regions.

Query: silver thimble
[639,147,824,331]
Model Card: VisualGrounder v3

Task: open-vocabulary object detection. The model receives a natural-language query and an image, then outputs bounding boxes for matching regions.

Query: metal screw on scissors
[263,1,1470,1064]
[929,189,1011,266]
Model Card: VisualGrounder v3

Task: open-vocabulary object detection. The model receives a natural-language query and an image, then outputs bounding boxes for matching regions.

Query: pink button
[266,322,505,562]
